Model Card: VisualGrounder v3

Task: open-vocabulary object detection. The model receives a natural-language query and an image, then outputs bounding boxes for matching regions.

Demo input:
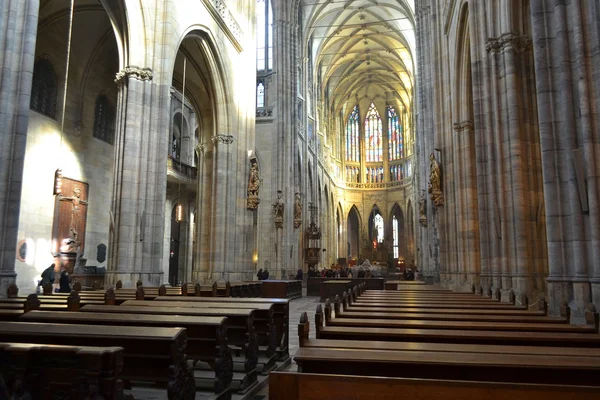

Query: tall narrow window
[93,94,114,145]
[346,106,360,163]
[365,103,382,162]
[393,215,399,258]
[256,0,273,71]
[256,81,265,107]
[388,106,403,160]
[30,59,58,119]
[374,213,384,243]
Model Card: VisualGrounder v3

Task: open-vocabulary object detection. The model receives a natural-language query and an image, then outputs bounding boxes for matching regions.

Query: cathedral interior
[1,0,600,322]
[2,0,600,398]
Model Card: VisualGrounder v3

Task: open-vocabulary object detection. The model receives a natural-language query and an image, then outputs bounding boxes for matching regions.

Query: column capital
[486,33,532,54]
[453,120,474,132]
[211,134,235,146]
[114,66,153,86]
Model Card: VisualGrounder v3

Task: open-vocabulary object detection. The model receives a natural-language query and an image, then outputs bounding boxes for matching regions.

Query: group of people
[403,268,421,281]
[38,263,71,293]
[256,268,270,280]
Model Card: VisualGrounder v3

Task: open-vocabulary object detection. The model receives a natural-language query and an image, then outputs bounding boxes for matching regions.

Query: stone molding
[114,66,153,85]
[196,143,207,153]
[453,120,473,132]
[256,108,273,118]
[201,0,243,52]
[211,134,235,145]
[486,33,532,53]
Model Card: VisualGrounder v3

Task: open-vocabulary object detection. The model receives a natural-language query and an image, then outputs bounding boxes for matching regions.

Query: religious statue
[59,186,89,245]
[247,160,261,210]
[293,192,302,228]
[418,191,428,227]
[273,190,284,228]
[428,153,444,206]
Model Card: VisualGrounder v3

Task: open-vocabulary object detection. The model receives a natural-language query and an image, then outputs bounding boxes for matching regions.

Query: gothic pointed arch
[347,205,361,261]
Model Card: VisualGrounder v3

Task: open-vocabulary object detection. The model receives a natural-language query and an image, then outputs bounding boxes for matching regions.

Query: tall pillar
[0,0,39,296]
[106,67,168,287]
[210,134,235,282]
[531,0,600,317]
[193,142,212,283]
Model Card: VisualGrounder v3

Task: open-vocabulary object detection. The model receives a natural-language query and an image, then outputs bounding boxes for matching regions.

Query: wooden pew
[19,310,234,396]
[152,296,291,361]
[323,299,591,333]
[332,296,563,324]
[0,322,195,399]
[81,304,264,389]
[292,346,600,386]
[121,300,278,369]
[314,304,600,348]
[269,372,600,400]
[0,342,123,399]
[298,313,600,358]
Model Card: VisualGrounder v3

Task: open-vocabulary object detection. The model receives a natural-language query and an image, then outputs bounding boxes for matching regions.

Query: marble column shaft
[107,74,168,287]
[0,0,39,296]
[531,0,600,315]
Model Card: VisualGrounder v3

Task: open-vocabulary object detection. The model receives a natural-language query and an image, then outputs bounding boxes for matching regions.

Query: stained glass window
[346,106,360,163]
[256,81,265,107]
[388,106,403,161]
[30,59,58,119]
[256,0,273,71]
[365,103,383,162]
[374,213,384,243]
[93,94,114,145]
[393,215,399,258]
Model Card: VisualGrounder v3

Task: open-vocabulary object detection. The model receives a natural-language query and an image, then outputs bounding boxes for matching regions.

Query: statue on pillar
[428,153,444,206]
[273,190,284,228]
[247,159,261,210]
[419,191,428,227]
[294,192,302,228]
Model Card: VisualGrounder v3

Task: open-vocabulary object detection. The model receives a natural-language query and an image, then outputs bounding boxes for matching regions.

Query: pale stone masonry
[1,0,599,323]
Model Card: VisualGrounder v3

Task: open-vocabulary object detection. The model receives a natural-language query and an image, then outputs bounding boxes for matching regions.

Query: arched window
[392,215,399,258]
[346,106,360,163]
[93,94,114,144]
[256,0,273,71]
[374,213,384,243]
[30,59,58,118]
[388,106,403,160]
[365,103,382,162]
[256,80,265,108]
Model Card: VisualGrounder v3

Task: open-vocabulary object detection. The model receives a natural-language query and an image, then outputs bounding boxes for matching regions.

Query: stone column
[193,143,212,283]
[0,0,39,296]
[531,0,600,317]
[106,67,168,287]
[210,134,235,282]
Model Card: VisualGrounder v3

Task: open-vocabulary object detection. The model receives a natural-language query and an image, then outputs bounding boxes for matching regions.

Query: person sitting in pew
[58,271,71,293]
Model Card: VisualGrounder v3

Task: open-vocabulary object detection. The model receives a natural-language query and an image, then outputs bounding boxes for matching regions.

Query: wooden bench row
[276,283,600,399]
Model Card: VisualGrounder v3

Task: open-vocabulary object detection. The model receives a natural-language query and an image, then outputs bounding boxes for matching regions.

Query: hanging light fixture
[53,168,63,195]
[175,56,187,223]
[176,203,184,223]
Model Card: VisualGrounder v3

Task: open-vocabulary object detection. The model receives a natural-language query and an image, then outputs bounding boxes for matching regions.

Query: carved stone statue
[418,191,428,227]
[293,192,302,228]
[247,160,261,210]
[59,186,89,244]
[273,191,284,228]
[428,153,444,206]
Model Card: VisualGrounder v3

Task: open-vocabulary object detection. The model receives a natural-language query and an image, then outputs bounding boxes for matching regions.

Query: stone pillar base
[592,283,600,311]
[546,280,573,318]
[0,272,17,299]
[572,281,592,323]
[104,272,164,288]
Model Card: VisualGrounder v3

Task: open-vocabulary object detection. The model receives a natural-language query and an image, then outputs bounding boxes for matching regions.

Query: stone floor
[249,290,321,399]
[129,290,321,399]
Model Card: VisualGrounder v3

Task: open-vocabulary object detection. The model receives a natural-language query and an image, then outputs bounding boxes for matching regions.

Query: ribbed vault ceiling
[303,0,415,118]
